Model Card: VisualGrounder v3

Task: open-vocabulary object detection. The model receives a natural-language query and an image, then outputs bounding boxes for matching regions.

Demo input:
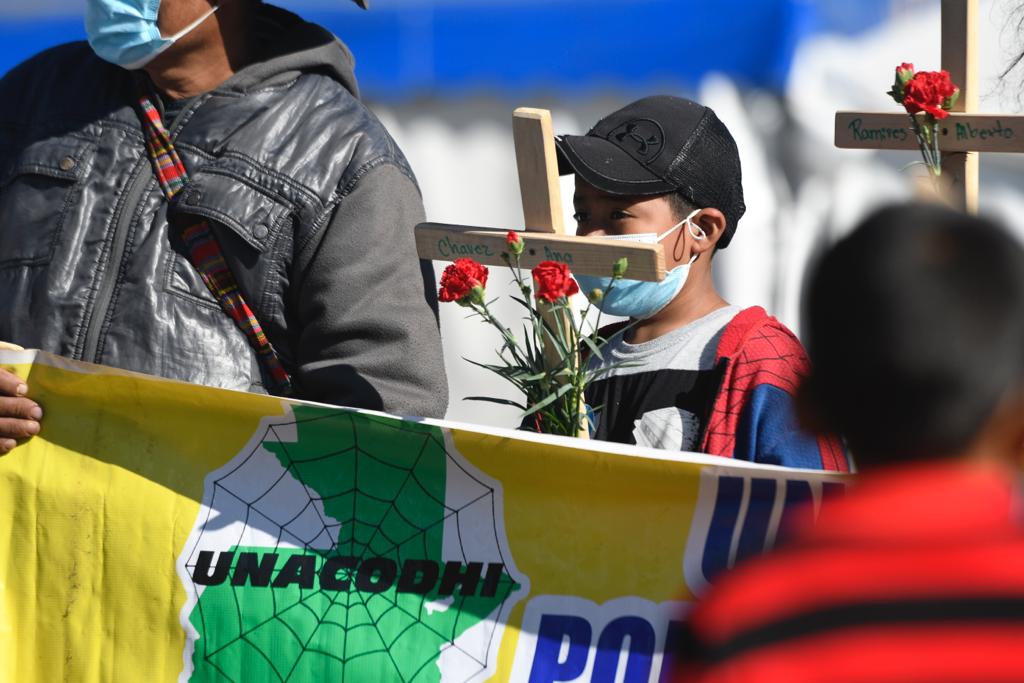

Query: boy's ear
[692,208,727,254]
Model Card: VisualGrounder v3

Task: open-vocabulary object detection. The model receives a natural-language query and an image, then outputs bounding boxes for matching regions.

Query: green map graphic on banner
[177,405,526,682]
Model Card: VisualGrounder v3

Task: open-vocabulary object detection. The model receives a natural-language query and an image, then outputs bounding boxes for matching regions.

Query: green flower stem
[908,112,942,177]
[467,300,529,370]
[550,298,584,437]
[508,251,545,371]
[459,251,630,438]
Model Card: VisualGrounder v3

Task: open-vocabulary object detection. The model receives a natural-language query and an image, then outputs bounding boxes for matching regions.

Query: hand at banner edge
[0,363,41,455]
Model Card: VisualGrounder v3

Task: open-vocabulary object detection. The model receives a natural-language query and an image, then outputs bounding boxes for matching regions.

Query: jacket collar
[713,305,769,363]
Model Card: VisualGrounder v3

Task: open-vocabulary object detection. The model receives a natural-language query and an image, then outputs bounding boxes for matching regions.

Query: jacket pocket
[163,167,293,309]
[0,136,94,268]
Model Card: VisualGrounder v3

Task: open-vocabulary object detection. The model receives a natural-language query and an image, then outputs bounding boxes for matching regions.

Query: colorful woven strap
[137,96,293,395]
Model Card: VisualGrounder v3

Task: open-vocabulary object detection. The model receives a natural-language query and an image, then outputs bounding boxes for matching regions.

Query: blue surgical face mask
[576,209,704,320]
[85,0,220,70]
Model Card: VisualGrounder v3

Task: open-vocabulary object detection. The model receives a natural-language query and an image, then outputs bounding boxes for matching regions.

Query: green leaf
[521,324,537,362]
[580,334,604,362]
[509,295,537,314]
[521,382,573,417]
[464,358,525,379]
[538,314,573,358]
[516,370,550,382]
[464,396,528,410]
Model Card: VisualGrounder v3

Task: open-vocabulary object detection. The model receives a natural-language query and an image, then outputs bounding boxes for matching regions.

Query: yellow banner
[0,350,845,682]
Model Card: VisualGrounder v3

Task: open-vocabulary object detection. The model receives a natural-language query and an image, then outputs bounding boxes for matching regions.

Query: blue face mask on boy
[576,209,704,320]
[85,0,221,70]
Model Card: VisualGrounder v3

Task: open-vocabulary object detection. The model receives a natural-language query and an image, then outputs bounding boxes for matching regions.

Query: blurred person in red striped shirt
[674,202,1024,682]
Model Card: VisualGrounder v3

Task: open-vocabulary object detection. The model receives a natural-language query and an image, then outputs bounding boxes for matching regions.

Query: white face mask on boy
[576,209,706,319]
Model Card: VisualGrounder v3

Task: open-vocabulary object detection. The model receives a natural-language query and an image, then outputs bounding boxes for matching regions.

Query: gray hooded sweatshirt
[0,4,448,418]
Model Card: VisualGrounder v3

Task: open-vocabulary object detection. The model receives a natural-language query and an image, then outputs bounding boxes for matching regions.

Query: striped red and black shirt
[675,462,1024,683]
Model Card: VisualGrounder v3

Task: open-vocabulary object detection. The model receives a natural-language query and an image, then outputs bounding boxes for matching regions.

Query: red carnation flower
[532,261,579,302]
[902,70,958,120]
[506,230,525,256]
[439,258,489,304]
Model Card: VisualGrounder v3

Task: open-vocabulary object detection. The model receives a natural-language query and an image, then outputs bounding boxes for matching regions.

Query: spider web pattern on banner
[180,407,521,683]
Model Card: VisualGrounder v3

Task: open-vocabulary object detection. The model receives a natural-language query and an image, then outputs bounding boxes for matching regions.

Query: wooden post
[415,224,665,281]
[513,108,565,234]
[834,113,1024,155]
[941,0,979,212]
[512,107,587,438]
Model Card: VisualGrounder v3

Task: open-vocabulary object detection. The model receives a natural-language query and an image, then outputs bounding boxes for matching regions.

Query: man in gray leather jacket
[0,0,449,453]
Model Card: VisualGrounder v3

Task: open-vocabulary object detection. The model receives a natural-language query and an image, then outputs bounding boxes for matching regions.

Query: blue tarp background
[0,0,888,100]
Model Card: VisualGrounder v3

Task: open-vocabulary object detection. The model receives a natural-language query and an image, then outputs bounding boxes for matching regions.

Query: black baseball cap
[555,95,746,248]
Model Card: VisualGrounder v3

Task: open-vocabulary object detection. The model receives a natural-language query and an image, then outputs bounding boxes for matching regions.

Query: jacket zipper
[80,101,198,364]
[80,157,152,364]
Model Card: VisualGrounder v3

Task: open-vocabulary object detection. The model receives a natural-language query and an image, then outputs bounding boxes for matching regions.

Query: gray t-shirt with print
[586,305,741,451]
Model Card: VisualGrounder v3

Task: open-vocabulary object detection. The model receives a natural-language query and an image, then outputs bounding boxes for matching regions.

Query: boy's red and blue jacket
[699,307,847,471]
[588,306,848,472]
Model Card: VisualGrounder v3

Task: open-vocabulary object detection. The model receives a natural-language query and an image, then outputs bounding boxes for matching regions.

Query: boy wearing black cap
[559,96,846,470]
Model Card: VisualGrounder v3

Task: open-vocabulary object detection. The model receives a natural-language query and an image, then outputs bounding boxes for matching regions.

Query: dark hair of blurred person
[801,202,1024,466]
[673,203,1024,683]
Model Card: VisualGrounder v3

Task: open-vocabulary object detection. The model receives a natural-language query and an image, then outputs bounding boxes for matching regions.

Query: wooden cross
[416,108,667,281]
[834,0,1024,212]
[416,108,667,438]
[511,107,588,439]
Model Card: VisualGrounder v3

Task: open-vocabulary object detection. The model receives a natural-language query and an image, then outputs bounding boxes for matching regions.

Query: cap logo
[608,118,664,164]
